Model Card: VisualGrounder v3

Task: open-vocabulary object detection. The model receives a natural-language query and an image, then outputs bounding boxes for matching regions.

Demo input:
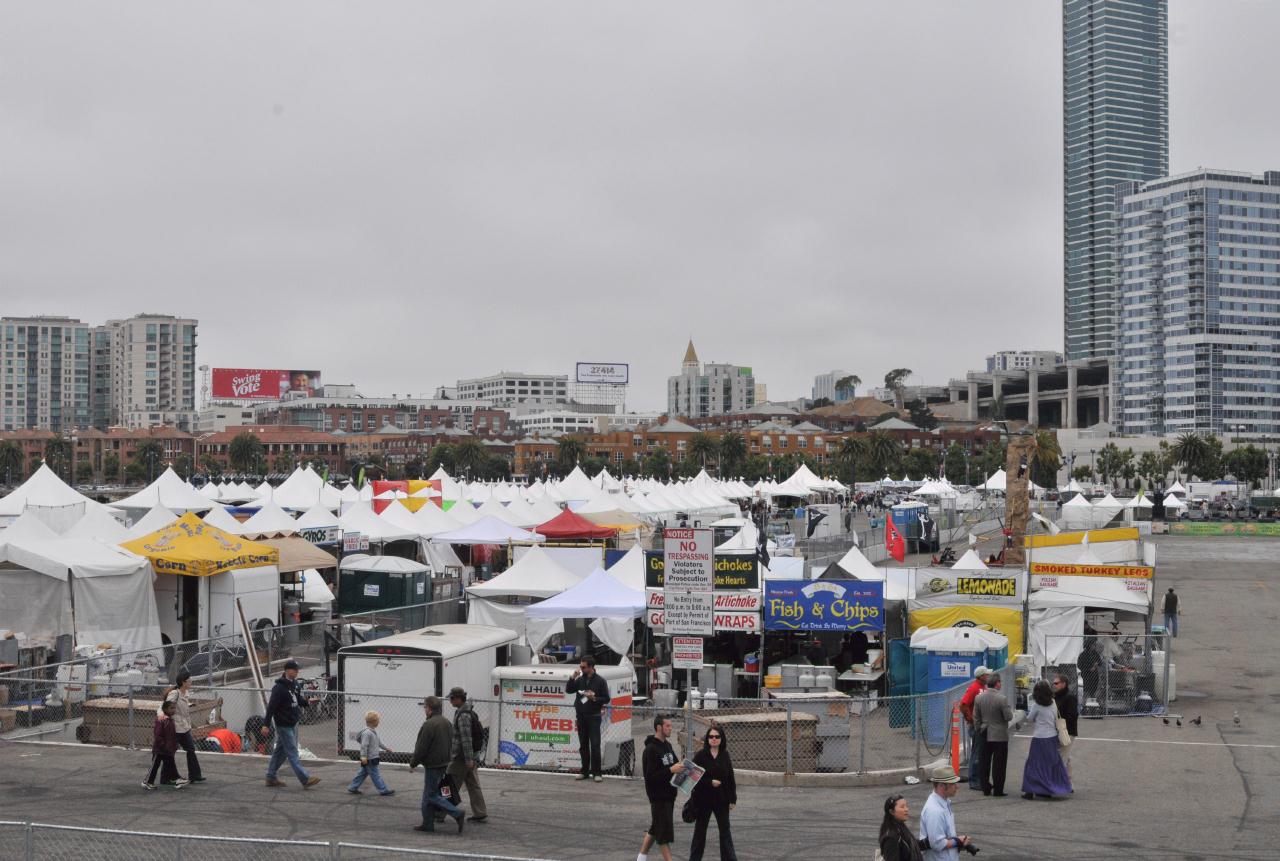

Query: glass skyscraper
[1063,0,1168,361]
[1116,170,1280,437]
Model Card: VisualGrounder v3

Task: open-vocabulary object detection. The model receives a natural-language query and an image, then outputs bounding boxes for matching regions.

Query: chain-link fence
[1040,633,1171,717]
[0,599,463,742]
[0,820,561,861]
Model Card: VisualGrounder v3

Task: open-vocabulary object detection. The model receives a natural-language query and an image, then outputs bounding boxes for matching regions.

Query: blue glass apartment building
[1063,0,1168,361]
[1116,170,1280,436]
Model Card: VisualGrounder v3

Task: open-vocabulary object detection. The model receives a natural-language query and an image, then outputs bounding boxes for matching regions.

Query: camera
[920,838,979,856]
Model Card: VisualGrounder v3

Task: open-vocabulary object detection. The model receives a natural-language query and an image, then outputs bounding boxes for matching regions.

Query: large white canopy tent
[432,516,544,546]
[0,515,162,655]
[122,504,180,541]
[113,467,215,516]
[62,505,131,543]
[524,566,645,655]
[603,544,646,592]
[466,545,580,599]
[1027,576,1152,667]
[338,502,417,544]
[0,463,103,531]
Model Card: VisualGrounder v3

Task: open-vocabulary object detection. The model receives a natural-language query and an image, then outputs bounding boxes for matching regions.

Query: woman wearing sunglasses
[688,724,737,861]
[878,794,925,861]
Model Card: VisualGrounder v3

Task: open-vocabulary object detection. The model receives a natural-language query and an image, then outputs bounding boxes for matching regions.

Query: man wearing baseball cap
[262,659,320,789]
[960,666,990,791]
[919,766,972,861]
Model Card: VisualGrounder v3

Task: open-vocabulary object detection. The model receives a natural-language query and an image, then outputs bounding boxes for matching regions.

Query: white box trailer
[489,664,637,775]
[153,565,281,648]
[337,624,517,759]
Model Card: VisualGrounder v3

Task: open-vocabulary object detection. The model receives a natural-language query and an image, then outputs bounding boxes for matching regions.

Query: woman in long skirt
[1022,679,1072,799]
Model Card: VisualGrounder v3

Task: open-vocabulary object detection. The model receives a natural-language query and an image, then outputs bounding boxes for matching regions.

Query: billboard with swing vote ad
[211,368,322,400]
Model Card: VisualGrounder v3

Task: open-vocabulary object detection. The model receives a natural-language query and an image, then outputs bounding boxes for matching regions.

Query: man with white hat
[919,766,972,861]
[959,665,991,791]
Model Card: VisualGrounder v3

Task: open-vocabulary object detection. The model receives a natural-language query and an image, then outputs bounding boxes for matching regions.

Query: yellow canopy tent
[121,512,279,577]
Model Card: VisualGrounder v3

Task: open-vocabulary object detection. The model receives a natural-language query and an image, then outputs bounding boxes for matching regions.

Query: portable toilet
[337,554,430,627]
[910,627,1010,746]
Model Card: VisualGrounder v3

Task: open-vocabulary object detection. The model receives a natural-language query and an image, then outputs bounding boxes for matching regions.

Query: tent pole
[67,571,79,652]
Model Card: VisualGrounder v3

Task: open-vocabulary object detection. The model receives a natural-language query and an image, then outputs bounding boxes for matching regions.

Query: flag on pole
[885,515,906,563]
[755,507,770,569]
[357,466,366,489]
[806,507,827,539]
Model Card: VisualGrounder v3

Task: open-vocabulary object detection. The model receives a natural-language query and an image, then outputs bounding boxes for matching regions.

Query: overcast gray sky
[3,2,1277,411]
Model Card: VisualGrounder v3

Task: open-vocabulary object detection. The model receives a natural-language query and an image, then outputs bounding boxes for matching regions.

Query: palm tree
[688,433,720,472]
[865,431,902,475]
[44,435,72,479]
[718,432,747,476]
[132,439,167,484]
[1171,432,1210,481]
[0,440,23,485]
[555,437,587,475]
[1028,430,1063,489]
[454,439,489,478]
[883,368,912,410]
[228,431,265,474]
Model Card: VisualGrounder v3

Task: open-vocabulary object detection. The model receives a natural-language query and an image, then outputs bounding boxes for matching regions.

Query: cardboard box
[0,707,16,733]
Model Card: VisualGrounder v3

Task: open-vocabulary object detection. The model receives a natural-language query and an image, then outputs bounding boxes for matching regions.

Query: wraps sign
[764,580,884,632]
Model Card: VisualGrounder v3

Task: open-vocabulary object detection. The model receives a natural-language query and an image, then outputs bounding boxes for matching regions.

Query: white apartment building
[985,351,1064,373]
[456,372,568,407]
[104,315,198,431]
[667,340,756,419]
[0,317,93,433]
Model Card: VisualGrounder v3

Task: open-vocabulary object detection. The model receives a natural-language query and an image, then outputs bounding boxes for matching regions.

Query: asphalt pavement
[1,534,1277,859]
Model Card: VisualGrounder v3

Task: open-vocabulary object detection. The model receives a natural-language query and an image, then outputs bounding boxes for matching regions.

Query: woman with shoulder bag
[687,725,737,861]
[161,671,204,783]
[1020,680,1071,800]
[877,794,924,861]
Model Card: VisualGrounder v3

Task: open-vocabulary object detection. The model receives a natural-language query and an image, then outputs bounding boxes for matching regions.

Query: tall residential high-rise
[1063,0,1168,361]
[102,314,199,431]
[1116,170,1280,437]
[0,317,93,433]
[812,370,853,402]
[667,340,756,419]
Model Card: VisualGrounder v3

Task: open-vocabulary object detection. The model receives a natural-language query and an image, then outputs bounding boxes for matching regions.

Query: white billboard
[575,362,630,385]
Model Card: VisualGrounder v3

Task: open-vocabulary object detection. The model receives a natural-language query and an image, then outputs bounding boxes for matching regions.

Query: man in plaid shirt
[447,687,488,822]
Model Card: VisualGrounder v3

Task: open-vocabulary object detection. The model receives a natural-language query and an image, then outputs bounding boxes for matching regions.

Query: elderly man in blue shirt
[919,766,973,861]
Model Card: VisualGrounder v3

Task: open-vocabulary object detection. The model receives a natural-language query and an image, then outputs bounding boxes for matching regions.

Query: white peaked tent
[1091,493,1124,528]
[716,521,776,553]
[1167,480,1187,496]
[466,545,580,599]
[429,467,463,502]
[0,520,162,654]
[122,504,179,541]
[300,569,335,604]
[0,511,60,547]
[1059,494,1095,530]
[951,549,989,571]
[604,544,646,592]
[338,502,416,543]
[595,468,624,492]
[981,469,1007,492]
[829,544,883,580]
[296,503,340,535]
[62,506,131,543]
[445,500,483,526]
[238,499,299,538]
[1125,493,1154,509]
[197,481,223,501]
[339,484,361,504]
[113,467,214,515]
[411,502,464,538]
[378,500,431,538]
[1162,493,1188,512]
[433,516,544,545]
[201,506,246,533]
[0,463,99,531]
[273,467,342,511]
[475,497,527,527]
[524,566,645,655]
[557,466,598,502]
[502,496,545,528]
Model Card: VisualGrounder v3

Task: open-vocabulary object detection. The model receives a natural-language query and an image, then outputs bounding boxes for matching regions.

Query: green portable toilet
[338,554,430,626]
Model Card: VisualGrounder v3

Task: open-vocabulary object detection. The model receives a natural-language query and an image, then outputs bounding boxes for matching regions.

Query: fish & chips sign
[764,580,884,632]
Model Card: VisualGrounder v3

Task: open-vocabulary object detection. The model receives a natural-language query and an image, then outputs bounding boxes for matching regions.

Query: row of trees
[1071,434,1273,489]
[0,436,178,486]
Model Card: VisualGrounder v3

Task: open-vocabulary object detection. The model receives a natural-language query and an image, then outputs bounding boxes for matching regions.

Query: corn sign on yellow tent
[121,512,279,577]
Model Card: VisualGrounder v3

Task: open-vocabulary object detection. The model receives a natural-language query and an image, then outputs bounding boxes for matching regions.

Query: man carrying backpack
[447,687,488,823]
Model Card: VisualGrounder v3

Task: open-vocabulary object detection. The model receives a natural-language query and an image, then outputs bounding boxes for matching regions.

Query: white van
[337,624,517,759]
[488,664,637,775]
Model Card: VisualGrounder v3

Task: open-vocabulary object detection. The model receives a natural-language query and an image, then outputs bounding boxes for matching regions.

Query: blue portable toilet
[910,627,1010,746]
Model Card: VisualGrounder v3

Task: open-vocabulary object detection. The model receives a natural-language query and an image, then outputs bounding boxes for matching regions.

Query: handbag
[681,799,697,824]
[1053,701,1072,748]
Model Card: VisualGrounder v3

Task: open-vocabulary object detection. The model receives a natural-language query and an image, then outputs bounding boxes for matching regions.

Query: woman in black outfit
[688,724,737,861]
[878,794,924,861]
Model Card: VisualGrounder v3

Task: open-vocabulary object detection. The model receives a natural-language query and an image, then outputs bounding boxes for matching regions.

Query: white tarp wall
[1027,606,1085,668]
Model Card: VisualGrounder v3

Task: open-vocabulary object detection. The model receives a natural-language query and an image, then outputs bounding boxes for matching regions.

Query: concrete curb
[735,757,949,788]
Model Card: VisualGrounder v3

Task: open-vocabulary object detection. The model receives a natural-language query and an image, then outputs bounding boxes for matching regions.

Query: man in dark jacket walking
[1163,587,1180,638]
[637,715,685,861]
[447,687,487,822]
[262,660,320,788]
[409,696,465,834]
[565,657,610,782]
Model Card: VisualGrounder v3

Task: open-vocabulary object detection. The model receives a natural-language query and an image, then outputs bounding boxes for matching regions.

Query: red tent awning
[535,508,618,540]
